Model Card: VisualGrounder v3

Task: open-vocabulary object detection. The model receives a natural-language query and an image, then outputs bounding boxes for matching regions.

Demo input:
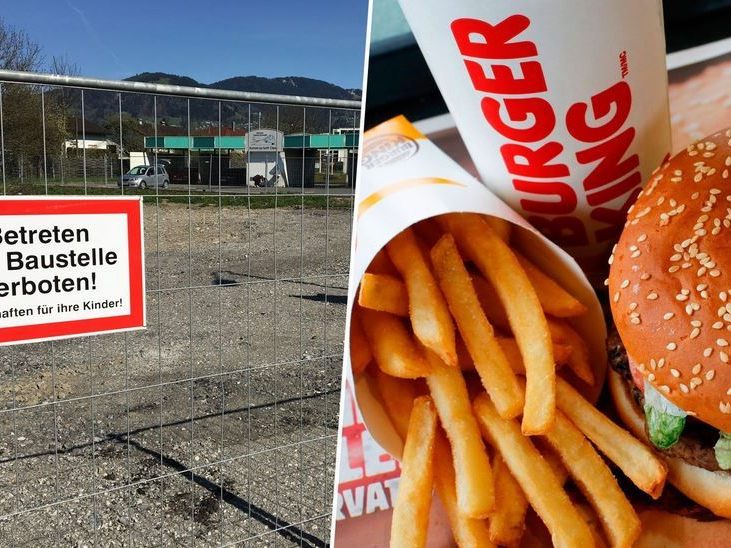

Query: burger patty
[607,327,722,472]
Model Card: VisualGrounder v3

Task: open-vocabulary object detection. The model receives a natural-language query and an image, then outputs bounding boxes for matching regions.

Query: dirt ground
[0,199,353,547]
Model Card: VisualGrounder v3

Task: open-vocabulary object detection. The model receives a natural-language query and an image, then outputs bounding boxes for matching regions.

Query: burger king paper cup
[342,115,607,460]
[397,0,672,277]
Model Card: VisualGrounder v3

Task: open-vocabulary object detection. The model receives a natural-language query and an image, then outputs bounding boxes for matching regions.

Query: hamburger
[608,128,731,518]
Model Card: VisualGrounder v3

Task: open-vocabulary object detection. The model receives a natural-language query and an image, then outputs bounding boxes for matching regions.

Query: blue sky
[3,0,369,88]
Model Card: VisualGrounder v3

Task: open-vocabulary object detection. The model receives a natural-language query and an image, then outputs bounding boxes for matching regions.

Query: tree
[0,18,74,182]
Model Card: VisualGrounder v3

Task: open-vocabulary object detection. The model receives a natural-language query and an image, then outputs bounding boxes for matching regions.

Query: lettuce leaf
[643,381,686,449]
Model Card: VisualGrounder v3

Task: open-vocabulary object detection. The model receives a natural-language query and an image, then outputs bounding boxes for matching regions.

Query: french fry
[457,336,570,373]
[556,378,667,499]
[542,410,641,548]
[367,247,399,276]
[573,502,610,548]
[548,319,594,385]
[360,308,431,379]
[489,453,528,546]
[441,213,555,434]
[538,443,570,485]
[434,433,495,548]
[412,217,444,248]
[424,349,494,517]
[373,368,418,440]
[358,273,409,317]
[390,396,438,548]
[386,228,457,366]
[485,216,511,242]
[514,252,588,318]
[471,274,510,331]
[349,307,372,375]
[497,337,572,373]
[430,234,523,418]
[472,393,595,548]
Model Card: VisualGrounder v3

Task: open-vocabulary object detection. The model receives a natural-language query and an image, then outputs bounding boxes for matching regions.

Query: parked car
[118,165,169,189]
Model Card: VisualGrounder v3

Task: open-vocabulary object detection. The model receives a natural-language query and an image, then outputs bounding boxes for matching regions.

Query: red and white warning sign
[0,196,145,345]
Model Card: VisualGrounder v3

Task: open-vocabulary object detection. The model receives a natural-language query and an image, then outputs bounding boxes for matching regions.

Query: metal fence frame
[0,69,360,547]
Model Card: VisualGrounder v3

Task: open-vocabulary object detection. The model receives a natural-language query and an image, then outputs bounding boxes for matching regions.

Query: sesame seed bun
[608,128,731,432]
[608,367,731,518]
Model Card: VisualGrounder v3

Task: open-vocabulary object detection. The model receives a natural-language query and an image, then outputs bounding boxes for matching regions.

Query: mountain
[74,72,361,135]
[211,76,361,101]
[128,72,361,101]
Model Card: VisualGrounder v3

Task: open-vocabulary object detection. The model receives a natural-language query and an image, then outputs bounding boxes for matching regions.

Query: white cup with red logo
[398,0,671,276]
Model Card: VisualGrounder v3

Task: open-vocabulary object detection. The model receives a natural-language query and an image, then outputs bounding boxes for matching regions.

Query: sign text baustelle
[0,197,145,344]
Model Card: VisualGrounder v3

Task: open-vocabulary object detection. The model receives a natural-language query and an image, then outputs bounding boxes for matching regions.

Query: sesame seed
[629,302,638,311]
[608,254,614,265]
[720,402,731,414]
[676,294,688,301]
[718,339,729,347]
[630,317,641,325]
[603,278,609,287]
[714,321,724,329]
[658,358,666,368]
[648,373,656,382]
[613,292,620,303]
[660,385,671,394]
[707,370,717,381]
[725,313,731,322]
[670,368,681,378]
[698,267,708,276]
[664,312,675,320]
[711,270,722,277]
[722,352,730,364]
[691,320,702,327]
[691,378,702,389]
[705,347,714,357]
[686,304,695,315]
[670,253,682,262]
[692,192,700,199]
[620,279,630,289]
[667,342,677,350]
[691,328,701,339]
[640,273,651,280]
[630,245,638,252]
[727,388,731,396]
[712,188,722,195]
[647,292,658,300]
[697,284,708,292]
[669,265,680,273]
[693,363,703,375]
[694,173,703,182]
[631,250,641,258]
[680,384,690,394]
[637,234,648,242]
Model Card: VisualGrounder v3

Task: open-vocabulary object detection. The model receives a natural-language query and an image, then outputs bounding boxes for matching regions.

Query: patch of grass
[1,183,353,209]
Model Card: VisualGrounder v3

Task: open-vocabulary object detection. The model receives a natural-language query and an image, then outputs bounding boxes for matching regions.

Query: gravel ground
[0,199,353,547]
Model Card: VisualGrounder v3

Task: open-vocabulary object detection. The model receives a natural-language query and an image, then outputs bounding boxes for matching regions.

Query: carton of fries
[343,114,607,458]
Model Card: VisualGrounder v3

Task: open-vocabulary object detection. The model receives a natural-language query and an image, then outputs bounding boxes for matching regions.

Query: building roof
[66,116,109,138]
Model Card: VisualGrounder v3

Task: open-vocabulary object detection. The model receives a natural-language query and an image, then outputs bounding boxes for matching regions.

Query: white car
[119,165,169,189]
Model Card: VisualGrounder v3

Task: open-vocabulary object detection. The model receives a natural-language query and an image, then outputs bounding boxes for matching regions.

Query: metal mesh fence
[0,72,359,547]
